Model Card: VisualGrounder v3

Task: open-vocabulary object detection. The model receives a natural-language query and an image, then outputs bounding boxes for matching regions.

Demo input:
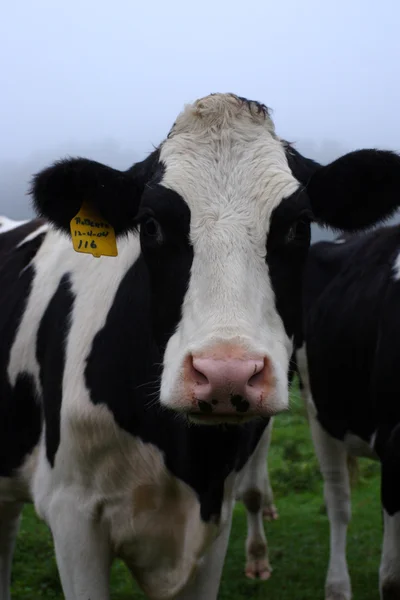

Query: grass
[10,381,382,599]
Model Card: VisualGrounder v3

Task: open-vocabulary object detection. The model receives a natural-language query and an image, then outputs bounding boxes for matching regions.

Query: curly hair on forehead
[204,93,271,119]
[166,93,276,140]
[234,95,271,118]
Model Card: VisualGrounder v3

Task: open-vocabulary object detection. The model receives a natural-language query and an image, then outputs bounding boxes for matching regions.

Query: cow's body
[1,93,400,600]
[297,227,400,600]
[0,218,271,598]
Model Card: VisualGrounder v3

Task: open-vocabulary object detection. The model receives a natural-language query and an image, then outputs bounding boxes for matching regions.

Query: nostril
[247,359,267,388]
[189,357,209,386]
[192,367,209,385]
[231,394,250,413]
[198,400,213,414]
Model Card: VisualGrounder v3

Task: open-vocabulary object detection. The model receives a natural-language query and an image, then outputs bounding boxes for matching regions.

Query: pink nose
[185,350,273,418]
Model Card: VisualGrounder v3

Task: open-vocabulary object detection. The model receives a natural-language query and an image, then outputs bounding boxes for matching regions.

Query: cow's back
[303,225,400,445]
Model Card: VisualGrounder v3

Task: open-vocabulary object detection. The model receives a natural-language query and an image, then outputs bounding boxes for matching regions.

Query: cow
[1,92,400,600]
[296,225,400,600]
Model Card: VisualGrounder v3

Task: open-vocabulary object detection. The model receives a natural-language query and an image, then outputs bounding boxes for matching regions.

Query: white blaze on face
[158,94,301,417]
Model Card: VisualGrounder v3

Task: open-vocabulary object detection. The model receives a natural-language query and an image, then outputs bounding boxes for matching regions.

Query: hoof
[263,504,278,521]
[245,558,272,580]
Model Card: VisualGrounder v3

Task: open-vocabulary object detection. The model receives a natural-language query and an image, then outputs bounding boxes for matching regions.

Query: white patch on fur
[392,250,400,281]
[17,223,49,247]
[159,94,300,413]
[0,216,27,233]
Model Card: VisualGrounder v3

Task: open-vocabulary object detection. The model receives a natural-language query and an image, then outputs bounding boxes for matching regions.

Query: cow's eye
[284,219,310,246]
[142,217,161,239]
[285,223,297,244]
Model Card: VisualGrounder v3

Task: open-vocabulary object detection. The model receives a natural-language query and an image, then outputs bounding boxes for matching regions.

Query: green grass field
[10,382,382,599]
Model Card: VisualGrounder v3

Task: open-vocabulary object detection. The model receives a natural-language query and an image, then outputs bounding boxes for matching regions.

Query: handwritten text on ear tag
[70,202,118,258]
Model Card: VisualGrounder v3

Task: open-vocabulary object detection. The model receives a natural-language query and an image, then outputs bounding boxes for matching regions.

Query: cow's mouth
[187,413,252,425]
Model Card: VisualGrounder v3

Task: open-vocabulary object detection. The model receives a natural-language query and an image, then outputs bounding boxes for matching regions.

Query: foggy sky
[1,0,399,241]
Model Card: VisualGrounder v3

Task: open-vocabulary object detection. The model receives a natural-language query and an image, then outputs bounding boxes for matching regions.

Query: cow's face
[138,94,310,422]
[32,93,400,425]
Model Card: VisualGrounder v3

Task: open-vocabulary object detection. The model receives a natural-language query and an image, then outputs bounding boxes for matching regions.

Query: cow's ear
[30,150,159,236]
[306,149,400,231]
[283,141,321,186]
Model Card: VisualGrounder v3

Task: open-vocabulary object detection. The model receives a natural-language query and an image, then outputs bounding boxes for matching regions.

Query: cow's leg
[45,491,112,600]
[379,424,400,599]
[380,509,400,598]
[236,421,274,580]
[308,410,352,600]
[261,420,278,522]
[0,501,23,600]
[174,502,234,600]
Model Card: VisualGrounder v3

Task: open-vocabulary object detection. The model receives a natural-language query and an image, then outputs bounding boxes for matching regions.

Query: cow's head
[31,93,400,424]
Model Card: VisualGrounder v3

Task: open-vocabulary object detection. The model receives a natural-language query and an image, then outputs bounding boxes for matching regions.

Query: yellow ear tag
[70,201,118,258]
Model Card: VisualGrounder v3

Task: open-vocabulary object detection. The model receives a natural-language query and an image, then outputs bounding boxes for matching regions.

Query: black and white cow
[1,93,400,600]
[297,225,400,600]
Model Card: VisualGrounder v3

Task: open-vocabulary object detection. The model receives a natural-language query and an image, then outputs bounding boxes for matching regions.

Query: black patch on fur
[302,225,400,514]
[381,579,400,599]
[138,185,193,350]
[242,488,262,513]
[381,423,400,516]
[0,372,41,477]
[30,150,161,236]
[284,143,400,233]
[0,232,46,477]
[306,149,400,231]
[267,190,312,346]
[36,274,75,466]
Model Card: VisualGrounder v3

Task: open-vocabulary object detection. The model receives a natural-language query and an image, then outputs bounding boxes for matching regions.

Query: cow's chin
[185,405,283,426]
